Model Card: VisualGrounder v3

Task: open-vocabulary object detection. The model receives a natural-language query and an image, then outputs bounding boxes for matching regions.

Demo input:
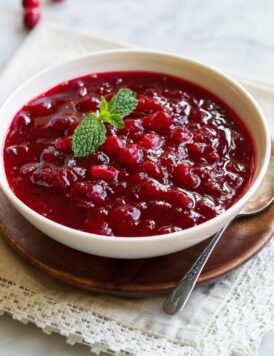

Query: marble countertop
[0,0,273,355]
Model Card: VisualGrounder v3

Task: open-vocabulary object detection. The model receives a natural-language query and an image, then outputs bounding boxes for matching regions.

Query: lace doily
[0,23,273,356]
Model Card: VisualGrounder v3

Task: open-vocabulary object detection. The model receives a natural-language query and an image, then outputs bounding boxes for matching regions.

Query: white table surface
[0,0,273,355]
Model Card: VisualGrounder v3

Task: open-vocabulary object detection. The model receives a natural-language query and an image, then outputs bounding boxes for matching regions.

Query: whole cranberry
[171,127,193,144]
[138,133,163,149]
[112,205,141,226]
[23,8,41,30]
[122,119,143,133]
[141,181,166,200]
[137,161,162,179]
[118,144,142,166]
[86,183,107,204]
[102,136,124,156]
[55,136,72,153]
[166,190,193,209]
[175,163,200,189]
[143,111,172,131]
[90,165,119,181]
[22,0,39,8]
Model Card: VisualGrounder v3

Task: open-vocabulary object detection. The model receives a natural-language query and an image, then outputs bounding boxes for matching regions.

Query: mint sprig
[72,88,138,157]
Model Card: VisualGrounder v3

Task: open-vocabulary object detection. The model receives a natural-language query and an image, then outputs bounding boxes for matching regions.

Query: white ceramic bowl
[0,50,271,258]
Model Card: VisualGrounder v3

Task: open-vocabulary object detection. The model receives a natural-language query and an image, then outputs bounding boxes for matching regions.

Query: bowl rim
[0,48,271,244]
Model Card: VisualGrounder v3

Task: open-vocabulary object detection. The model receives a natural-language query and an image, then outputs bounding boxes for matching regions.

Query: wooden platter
[0,186,273,297]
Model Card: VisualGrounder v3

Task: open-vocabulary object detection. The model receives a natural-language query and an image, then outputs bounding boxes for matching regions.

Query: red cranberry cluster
[22,0,64,30]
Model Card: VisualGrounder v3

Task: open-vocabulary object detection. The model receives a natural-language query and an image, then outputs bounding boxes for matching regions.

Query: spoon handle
[163,224,228,315]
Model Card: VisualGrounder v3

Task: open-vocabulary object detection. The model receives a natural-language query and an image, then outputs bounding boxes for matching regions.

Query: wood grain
[0,185,273,297]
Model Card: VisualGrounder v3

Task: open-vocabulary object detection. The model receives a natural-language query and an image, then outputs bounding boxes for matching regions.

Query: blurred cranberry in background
[22,0,39,8]
[22,0,65,30]
[23,8,41,29]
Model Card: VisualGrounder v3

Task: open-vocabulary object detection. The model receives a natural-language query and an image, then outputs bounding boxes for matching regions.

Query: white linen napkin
[0,22,273,356]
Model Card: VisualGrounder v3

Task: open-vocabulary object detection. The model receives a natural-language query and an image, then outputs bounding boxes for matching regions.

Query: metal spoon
[163,156,274,315]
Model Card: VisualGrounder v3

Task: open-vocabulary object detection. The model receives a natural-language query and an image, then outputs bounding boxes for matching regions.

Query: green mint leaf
[108,113,125,129]
[72,113,106,157]
[72,88,138,158]
[108,88,138,118]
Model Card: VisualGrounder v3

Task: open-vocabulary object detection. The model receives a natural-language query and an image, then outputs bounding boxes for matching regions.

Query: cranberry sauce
[4,71,255,237]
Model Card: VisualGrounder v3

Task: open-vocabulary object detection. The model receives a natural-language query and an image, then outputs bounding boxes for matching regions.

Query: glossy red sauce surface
[4,71,255,237]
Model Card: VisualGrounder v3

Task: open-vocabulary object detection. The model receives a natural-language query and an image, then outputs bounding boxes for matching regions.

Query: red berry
[112,205,141,226]
[187,142,205,155]
[55,136,72,153]
[118,144,142,166]
[56,167,78,190]
[90,165,119,180]
[179,212,196,229]
[166,190,193,208]
[23,8,41,30]
[175,163,200,189]
[137,95,164,111]
[22,0,39,8]
[137,161,162,179]
[139,133,163,149]
[196,200,218,220]
[203,181,222,197]
[102,136,124,156]
[121,119,143,133]
[141,181,167,199]
[86,183,107,204]
[143,111,172,131]
[171,127,193,144]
